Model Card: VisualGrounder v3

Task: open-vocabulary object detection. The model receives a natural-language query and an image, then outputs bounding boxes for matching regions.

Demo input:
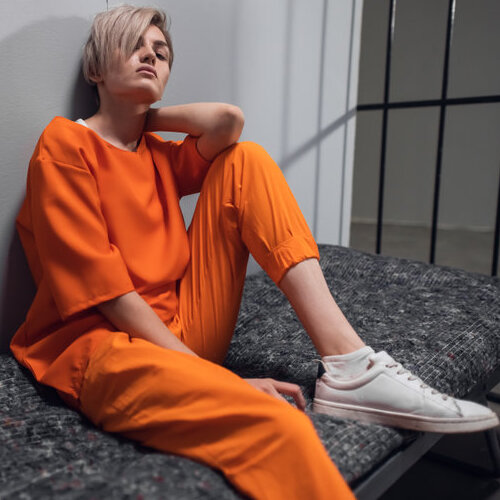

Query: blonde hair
[83,4,174,84]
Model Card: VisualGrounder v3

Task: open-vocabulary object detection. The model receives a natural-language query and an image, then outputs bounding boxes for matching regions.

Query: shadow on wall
[0,17,98,352]
[278,0,358,242]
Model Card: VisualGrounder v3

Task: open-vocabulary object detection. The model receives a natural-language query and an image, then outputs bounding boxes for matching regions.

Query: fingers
[267,386,290,405]
[245,378,306,411]
[269,379,307,411]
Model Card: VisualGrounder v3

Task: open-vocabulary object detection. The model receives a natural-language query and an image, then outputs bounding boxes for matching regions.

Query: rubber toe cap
[455,399,499,421]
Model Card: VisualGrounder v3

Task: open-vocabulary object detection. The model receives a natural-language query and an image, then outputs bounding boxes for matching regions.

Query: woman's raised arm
[146,103,244,161]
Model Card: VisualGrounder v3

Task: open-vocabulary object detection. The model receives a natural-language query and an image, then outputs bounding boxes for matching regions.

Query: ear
[88,70,103,84]
[89,75,103,85]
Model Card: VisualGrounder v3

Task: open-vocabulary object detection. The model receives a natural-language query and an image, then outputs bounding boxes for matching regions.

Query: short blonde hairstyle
[83,4,174,84]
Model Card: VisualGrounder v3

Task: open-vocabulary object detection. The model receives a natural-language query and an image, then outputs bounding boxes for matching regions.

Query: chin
[129,90,162,106]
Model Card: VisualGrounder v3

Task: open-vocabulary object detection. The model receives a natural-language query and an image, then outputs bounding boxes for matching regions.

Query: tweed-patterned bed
[1,244,499,499]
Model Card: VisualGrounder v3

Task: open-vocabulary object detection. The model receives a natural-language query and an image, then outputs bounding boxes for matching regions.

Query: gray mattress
[1,244,499,499]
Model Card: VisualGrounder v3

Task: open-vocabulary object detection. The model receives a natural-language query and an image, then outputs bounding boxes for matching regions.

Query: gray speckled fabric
[1,244,499,498]
[0,360,241,500]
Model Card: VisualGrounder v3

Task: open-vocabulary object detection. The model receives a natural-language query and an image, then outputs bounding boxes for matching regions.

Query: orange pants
[79,143,354,499]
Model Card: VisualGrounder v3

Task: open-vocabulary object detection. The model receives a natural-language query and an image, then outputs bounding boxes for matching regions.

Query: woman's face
[99,24,171,105]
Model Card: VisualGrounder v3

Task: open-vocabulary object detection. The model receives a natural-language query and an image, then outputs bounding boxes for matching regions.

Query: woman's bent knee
[214,141,272,167]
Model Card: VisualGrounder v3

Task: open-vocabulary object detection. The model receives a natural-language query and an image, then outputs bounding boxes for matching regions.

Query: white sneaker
[313,350,499,433]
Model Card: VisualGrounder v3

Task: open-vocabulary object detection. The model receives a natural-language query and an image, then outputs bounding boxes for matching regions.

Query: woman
[11,5,497,499]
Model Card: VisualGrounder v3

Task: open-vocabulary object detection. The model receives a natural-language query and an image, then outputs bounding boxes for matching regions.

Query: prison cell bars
[356,0,500,276]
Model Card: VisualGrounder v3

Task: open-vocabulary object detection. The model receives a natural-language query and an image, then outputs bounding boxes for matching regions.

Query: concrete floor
[350,222,497,277]
[350,222,500,499]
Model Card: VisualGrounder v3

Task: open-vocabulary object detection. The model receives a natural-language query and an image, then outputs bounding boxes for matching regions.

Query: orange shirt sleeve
[29,157,135,321]
[150,134,212,197]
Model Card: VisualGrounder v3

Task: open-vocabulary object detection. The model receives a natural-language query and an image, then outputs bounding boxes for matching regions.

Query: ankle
[319,339,367,357]
[322,346,375,380]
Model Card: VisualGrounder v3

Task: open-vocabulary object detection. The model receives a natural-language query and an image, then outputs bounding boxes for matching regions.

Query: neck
[86,93,151,151]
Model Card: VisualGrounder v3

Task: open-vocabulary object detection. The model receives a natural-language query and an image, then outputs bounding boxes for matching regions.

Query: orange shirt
[10,116,211,405]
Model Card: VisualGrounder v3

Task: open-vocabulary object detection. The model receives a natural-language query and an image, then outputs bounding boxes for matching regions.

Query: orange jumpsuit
[11,117,354,499]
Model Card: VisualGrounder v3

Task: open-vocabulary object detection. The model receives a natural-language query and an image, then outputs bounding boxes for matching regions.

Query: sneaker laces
[371,353,450,401]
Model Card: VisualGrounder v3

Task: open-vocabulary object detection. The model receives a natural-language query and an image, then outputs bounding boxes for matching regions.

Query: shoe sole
[313,398,500,433]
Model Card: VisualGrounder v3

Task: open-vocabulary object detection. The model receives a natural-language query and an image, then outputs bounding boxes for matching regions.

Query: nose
[139,44,156,65]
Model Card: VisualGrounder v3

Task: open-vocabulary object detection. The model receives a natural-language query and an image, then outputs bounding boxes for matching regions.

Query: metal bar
[376,0,396,255]
[492,166,500,276]
[487,390,500,404]
[357,94,500,112]
[430,0,456,264]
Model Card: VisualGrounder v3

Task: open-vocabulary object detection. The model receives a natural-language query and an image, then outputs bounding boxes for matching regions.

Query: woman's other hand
[244,378,306,411]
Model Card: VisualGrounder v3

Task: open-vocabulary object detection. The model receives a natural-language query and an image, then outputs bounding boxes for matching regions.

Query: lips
[137,65,157,77]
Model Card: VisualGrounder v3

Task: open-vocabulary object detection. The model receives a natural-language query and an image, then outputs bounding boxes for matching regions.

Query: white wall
[0,0,363,350]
